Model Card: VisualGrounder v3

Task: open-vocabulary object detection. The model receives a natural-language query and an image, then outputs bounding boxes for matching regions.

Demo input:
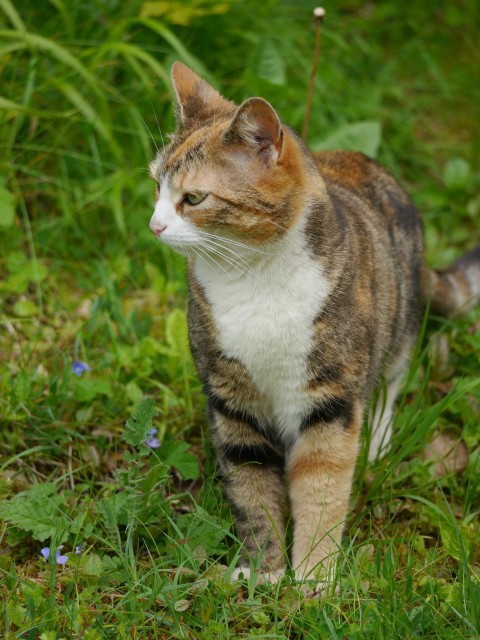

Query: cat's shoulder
[313,150,388,190]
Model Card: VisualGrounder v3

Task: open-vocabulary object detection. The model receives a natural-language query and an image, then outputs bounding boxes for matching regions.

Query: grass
[0,0,479,638]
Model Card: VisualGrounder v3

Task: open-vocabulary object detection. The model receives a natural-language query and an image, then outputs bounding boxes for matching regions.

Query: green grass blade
[0,96,27,112]
[0,30,102,96]
[55,80,121,160]
[0,0,25,31]
[134,17,215,85]
[45,0,74,36]
[95,42,170,89]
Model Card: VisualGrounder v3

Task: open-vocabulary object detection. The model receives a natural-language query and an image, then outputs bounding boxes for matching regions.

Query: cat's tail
[426,245,480,316]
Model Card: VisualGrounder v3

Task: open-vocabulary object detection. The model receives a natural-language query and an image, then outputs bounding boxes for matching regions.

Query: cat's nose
[150,222,166,236]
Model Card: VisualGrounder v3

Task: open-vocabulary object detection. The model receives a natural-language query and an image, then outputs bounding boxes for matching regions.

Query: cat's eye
[184,192,208,206]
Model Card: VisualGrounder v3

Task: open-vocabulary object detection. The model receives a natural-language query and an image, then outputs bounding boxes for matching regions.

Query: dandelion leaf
[161,440,199,480]
[124,397,158,447]
[0,482,69,542]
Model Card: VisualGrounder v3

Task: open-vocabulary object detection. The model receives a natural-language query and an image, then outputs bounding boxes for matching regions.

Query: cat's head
[149,62,312,257]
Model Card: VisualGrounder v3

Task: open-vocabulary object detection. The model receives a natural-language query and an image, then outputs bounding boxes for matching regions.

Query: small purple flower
[40,545,68,565]
[75,544,84,556]
[72,361,91,376]
[146,427,161,449]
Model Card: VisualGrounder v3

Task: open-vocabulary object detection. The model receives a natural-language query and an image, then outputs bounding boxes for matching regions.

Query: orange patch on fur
[289,451,354,483]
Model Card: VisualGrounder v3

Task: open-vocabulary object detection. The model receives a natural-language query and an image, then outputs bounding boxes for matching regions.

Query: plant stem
[302,7,325,142]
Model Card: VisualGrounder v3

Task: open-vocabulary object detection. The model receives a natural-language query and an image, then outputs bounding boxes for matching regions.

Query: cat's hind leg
[368,375,402,461]
[368,344,412,461]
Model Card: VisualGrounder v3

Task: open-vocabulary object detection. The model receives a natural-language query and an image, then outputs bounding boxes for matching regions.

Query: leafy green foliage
[312,120,382,158]
[0,0,479,638]
[124,397,158,448]
[0,180,15,227]
[0,483,69,542]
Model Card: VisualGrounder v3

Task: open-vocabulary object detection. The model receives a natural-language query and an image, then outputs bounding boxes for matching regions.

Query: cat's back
[313,149,423,237]
[306,149,425,391]
[312,149,424,320]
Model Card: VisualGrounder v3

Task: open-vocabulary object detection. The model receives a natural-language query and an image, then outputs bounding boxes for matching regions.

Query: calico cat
[149,62,480,586]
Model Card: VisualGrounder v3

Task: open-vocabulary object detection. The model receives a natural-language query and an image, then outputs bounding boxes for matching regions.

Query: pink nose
[150,222,166,236]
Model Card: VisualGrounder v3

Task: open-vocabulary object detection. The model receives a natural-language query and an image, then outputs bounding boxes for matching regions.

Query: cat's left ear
[224,98,283,164]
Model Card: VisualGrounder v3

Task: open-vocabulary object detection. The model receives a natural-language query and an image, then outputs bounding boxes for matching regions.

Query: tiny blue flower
[40,545,68,565]
[72,361,91,376]
[75,544,84,556]
[146,427,161,449]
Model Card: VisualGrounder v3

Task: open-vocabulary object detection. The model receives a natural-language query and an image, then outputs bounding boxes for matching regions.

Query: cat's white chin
[156,236,198,255]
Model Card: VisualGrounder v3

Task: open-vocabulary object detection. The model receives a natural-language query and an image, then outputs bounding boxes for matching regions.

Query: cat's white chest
[194,228,330,439]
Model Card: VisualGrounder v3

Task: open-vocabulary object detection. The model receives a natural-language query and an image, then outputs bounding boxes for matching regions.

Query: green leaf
[165,308,190,360]
[439,520,473,562]
[82,553,103,577]
[124,397,158,447]
[14,369,32,403]
[161,440,199,480]
[311,121,382,158]
[0,483,69,542]
[443,157,472,190]
[6,250,26,273]
[13,299,39,317]
[125,380,144,405]
[140,1,230,26]
[7,602,27,628]
[0,182,15,226]
[251,39,286,86]
[252,609,270,625]
[72,377,112,402]
[1,259,48,295]
[174,598,193,611]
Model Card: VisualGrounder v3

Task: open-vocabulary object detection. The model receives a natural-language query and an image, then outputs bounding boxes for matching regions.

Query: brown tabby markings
[149,62,480,586]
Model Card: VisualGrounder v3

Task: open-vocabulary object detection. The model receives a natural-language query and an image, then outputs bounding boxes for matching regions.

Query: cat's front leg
[287,401,362,583]
[211,402,287,576]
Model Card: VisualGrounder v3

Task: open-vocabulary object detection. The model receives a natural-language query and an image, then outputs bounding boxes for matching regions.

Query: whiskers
[197,230,274,256]
[197,236,258,279]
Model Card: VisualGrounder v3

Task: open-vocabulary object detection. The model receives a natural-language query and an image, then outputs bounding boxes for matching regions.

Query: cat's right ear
[171,62,234,125]
[224,98,283,166]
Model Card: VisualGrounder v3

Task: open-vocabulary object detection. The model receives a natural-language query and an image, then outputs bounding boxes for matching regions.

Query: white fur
[149,177,203,251]
[150,182,331,441]
[368,342,412,461]
[194,217,331,442]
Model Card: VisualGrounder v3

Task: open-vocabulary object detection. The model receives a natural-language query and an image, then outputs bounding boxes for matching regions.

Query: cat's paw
[231,566,285,584]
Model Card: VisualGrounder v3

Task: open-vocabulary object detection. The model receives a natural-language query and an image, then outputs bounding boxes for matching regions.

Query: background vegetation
[0,0,479,638]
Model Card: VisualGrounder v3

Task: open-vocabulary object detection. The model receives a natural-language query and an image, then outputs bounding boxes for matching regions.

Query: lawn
[0,1,479,638]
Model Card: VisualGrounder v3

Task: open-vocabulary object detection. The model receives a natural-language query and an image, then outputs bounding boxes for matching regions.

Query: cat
[148,61,480,588]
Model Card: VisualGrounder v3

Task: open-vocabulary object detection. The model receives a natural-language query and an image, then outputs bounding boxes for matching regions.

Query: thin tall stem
[302,7,325,143]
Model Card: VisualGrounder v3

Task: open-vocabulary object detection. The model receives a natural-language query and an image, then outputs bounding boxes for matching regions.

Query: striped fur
[148,62,480,585]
